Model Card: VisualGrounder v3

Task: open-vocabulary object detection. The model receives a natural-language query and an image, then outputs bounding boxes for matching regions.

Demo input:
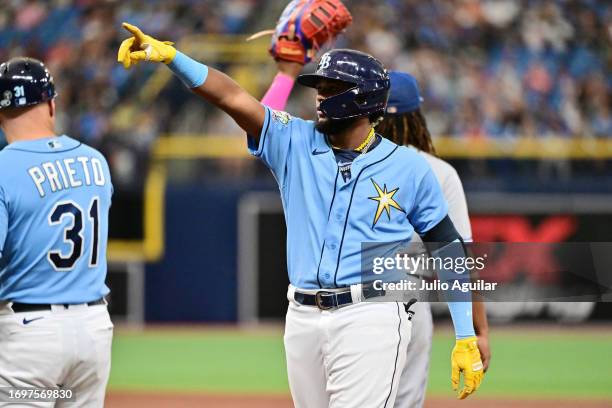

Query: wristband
[261,72,295,111]
[168,51,209,88]
[430,239,476,339]
[448,301,476,339]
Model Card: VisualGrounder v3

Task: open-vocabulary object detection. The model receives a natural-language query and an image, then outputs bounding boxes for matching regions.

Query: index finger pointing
[122,22,145,41]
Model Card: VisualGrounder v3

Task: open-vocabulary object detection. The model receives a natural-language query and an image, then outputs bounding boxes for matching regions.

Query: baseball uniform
[394,151,472,408]
[0,135,113,408]
[249,106,450,407]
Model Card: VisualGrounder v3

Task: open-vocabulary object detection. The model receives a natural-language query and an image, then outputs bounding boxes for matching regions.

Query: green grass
[428,332,612,398]
[109,328,612,398]
[109,330,289,393]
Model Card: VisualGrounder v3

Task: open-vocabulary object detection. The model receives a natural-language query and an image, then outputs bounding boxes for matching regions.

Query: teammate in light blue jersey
[0,135,112,303]
[0,57,113,407]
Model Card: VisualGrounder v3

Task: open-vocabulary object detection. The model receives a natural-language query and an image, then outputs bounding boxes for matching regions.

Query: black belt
[294,286,385,310]
[11,298,106,313]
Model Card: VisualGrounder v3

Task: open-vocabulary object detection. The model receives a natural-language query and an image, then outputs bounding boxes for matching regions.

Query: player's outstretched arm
[192,68,266,138]
[117,23,265,139]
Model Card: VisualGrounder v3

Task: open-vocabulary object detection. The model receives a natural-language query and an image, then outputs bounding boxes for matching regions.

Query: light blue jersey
[0,135,112,303]
[249,107,447,289]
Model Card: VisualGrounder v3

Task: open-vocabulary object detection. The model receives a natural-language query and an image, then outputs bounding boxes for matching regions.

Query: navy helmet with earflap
[297,49,390,121]
[0,57,56,111]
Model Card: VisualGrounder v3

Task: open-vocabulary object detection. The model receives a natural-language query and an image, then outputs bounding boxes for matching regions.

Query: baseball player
[118,19,483,407]
[261,63,491,408]
[378,72,492,407]
[0,58,113,407]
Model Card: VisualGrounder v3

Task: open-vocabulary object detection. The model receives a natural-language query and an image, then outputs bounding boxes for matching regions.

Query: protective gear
[117,23,177,69]
[297,49,390,120]
[264,0,352,65]
[0,57,56,110]
[451,336,484,399]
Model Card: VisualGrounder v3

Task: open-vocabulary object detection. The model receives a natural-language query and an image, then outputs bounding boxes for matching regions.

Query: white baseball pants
[393,301,433,408]
[284,286,412,408]
[0,302,113,407]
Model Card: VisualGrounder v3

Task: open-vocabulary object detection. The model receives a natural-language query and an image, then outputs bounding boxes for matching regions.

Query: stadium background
[1,0,611,406]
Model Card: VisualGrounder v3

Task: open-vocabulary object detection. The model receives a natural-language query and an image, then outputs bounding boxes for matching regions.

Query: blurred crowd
[344,0,611,139]
[0,0,610,185]
[0,0,260,186]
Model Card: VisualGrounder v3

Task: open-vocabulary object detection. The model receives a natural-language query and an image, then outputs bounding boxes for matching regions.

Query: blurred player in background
[377,72,491,407]
[0,57,113,407]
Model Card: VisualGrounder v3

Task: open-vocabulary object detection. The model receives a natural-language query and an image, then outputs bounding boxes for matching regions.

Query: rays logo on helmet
[319,53,332,70]
[0,90,11,107]
[297,49,390,120]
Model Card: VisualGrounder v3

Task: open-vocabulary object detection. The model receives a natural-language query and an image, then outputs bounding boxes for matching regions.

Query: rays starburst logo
[368,179,405,228]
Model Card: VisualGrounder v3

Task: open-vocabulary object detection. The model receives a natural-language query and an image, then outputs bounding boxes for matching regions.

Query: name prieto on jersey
[27,156,106,197]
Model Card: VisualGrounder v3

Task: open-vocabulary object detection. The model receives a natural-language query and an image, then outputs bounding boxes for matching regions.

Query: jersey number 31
[47,198,100,271]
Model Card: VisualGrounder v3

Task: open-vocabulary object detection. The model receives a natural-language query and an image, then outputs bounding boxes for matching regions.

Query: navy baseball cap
[386,71,424,114]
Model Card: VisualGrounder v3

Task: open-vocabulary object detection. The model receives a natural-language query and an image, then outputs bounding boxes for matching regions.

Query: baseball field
[105,324,612,408]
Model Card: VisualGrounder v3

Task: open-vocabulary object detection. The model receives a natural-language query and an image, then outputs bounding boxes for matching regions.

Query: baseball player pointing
[118,11,483,408]
[0,58,113,407]
[260,63,492,406]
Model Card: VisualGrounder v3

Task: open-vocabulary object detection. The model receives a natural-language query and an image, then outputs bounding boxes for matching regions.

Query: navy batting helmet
[297,49,390,120]
[0,57,56,111]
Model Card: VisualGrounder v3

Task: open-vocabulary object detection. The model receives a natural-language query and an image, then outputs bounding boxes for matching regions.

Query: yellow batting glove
[451,336,484,399]
[117,23,177,69]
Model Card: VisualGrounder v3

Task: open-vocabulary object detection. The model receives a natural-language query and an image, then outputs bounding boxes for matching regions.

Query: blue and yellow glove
[451,336,484,399]
[117,23,176,69]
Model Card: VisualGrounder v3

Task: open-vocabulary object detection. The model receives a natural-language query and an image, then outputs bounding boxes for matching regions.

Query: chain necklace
[332,128,375,154]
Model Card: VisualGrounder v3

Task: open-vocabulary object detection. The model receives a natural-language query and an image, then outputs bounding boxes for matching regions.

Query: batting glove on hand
[117,23,177,69]
[451,336,484,399]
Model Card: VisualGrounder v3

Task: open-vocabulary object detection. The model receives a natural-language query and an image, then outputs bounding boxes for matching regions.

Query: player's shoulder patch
[271,110,292,126]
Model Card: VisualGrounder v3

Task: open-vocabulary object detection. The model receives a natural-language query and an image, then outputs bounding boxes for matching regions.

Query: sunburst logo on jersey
[368,179,405,228]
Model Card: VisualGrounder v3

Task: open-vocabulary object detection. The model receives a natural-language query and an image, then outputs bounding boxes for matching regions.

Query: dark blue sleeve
[421,215,461,243]
[407,166,448,234]
[423,216,476,339]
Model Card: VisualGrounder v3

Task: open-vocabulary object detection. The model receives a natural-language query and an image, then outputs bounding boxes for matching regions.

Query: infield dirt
[106,391,612,407]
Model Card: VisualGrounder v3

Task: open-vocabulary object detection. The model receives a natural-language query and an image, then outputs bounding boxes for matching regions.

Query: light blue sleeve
[0,185,8,259]
[247,106,302,187]
[407,167,448,234]
[432,240,476,339]
[448,301,476,339]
